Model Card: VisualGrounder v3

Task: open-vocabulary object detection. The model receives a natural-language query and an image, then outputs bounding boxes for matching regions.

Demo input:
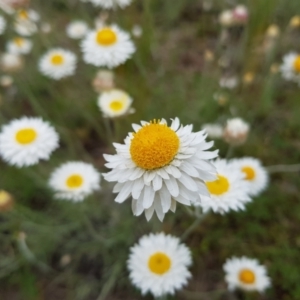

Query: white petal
[114,181,133,203]
[164,176,179,197]
[143,185,155,209]
[152,175,162,191]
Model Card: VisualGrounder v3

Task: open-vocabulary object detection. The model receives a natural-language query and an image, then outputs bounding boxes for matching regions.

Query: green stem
[181,213,206,242]
[225,145,234,159]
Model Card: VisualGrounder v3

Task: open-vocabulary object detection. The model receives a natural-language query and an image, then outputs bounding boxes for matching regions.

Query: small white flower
[49,161,101,201]
[219,76,239,89]
[0,15,7,34]
[89,0,132,9]
[219,10,234,27]
[15,9,40,22]
[231,157,269,197]
[6,37,32,55]
[0,117,59,167]
[0,52,23,72]
[103,118,218,221]
[232,5,249,24]
[128,233,192,297]
[81,25,135,68]
[66,20,89,39]
[132,24,142,38]
[197,159,251,214]
[98,89,134,118]
[39,48,77,80]
[224,256,271,292]
[201,123,223,139]
[280,52,300,85]
[223,118,250,145]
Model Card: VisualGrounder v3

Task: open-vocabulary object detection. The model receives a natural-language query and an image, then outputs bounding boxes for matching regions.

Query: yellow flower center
[130,122,180,170]
[242,166,256,180]
[206,175,230,195]
[239,269,256,284]
[15,128,37,145]
[148,252,171,275]
[18,10,28,20]
[14,38,24,47]
[293,56,300,73]
[96,28,117,46]
[66,174,84,188]
[109,100,124,112]
[51,54,64,65]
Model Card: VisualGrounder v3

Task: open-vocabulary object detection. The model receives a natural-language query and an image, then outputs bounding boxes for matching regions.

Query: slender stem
[225,145,234,159]
[266,164,300,173]
[16,232,52,273]
[181,213,206,242]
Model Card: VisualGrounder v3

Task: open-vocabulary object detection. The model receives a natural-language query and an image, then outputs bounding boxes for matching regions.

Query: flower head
[128,233,192,297]
[98,89,134,118]
[231,157,269,196]
[49,161,101,201]
[81,25,135,68]
[7,37,32,55]
[66,20,89,39]
[89,0,132,9]
[103,118,218,221]
[280,52,300,85]
[0,190,14,212]
[39,48,77,80]
[224,256,271,292]
[197,159,251,214]
[0,117,59,167]
[223,118,250,145]
[0,53,23,72]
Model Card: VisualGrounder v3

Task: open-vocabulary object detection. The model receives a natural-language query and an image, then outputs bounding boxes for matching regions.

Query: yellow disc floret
[109,100,124,112]
[14,38,24,47]
[15,128,37,145]
[148,252,171,275]
[239,269,255,284]
[206,175,230,195]
[96,28,117,46]
[130,122,180,170]
[242,166,256,180]
[51,54,64,65]
[18,10,28,20]
[293,56,300,73]
[66,174,83,188]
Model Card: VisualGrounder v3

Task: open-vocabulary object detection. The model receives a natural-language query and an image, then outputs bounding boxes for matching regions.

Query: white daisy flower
[39,48,77,80]
[197,159,251,214]
[223,117,250,145]
[49,161,101,201]
[128,233,192,297]
[81,25,135,68]
[0,117,59,167]
[89,0,132,9]
[0,15,7,35]
[224,256,271,292]
[7,37,32,55]
[66,20,89,39]
[98,89,134,118]
[0,52,23,72]
[231,157,269,197]
[15,9,40,23]
[103,118,218,221]
[280,52,300,85]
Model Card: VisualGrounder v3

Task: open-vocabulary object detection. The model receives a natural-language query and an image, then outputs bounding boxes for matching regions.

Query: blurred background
[0,0,300,299]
